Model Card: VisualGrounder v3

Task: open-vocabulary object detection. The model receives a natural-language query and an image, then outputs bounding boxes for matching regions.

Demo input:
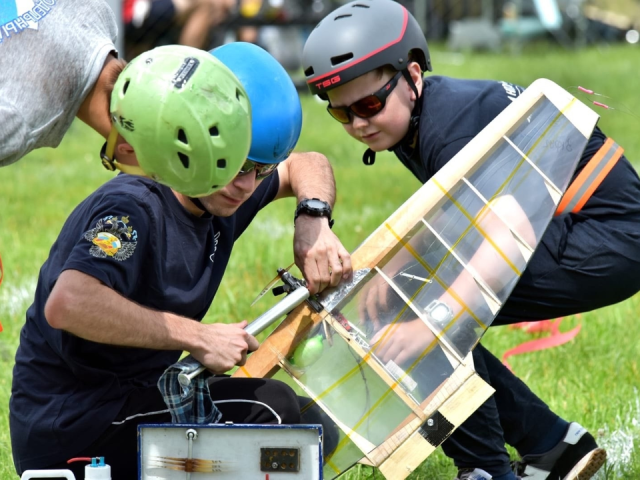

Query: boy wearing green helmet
[101,44,254,198]
[301,1,640,479]
[9,43,351,477]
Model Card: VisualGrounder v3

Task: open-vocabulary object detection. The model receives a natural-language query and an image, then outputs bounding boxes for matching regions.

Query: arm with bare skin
[275,151,352,294]
[45,269,259,374]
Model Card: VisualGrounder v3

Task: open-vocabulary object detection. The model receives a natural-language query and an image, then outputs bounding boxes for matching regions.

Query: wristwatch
[294,198,334,228]
[425,299,454,327]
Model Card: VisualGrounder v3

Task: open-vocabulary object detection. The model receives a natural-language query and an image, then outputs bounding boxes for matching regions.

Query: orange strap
[555,137,624,216]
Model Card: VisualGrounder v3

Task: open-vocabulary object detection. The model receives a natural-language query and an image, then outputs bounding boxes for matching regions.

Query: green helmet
[110,45,251,197]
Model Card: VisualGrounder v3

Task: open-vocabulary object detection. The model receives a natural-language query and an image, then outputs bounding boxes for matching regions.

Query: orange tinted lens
[351,95,383,118]
[327,106,351,124]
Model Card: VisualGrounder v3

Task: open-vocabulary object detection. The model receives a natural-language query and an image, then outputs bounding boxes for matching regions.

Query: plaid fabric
[157,356,222,424]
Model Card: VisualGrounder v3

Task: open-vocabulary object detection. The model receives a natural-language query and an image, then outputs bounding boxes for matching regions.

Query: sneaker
[455,468,493,480]
[456,468,520,480]
[513,422,606,480]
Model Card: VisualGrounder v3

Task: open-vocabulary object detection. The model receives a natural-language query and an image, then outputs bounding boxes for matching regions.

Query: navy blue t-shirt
[10,173,279,470]
[393,76,640,253]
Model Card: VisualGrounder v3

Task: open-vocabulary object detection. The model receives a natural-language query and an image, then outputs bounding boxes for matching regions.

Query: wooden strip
[376,372,494,479]
[357,358,481,467]
[377,433,436,480]
[233,305,325,379]
[531,79,599,138]
[362,357,476,464]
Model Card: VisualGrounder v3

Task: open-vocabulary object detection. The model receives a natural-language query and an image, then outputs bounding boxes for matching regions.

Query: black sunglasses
[327,70,404,124]
[237,159,278,180]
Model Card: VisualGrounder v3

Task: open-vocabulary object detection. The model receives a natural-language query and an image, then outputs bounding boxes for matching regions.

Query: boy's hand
[191,320,259,374]
[357,274,392,332]
[371,319,435,366]
[293,215,352,294]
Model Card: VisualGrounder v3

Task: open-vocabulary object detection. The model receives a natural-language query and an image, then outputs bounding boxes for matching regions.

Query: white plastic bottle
[20,457,111,480]
[83,457,111,480]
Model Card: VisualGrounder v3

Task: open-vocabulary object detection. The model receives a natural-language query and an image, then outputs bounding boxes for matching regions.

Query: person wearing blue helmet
[10,42,351,477]
[212,41,302,166]
[212,41,349,293]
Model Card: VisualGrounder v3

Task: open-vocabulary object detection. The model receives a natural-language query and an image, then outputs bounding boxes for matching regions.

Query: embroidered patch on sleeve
[83,215,138,261]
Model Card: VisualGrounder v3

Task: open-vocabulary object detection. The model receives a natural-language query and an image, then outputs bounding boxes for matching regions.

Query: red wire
[67,457,93,464]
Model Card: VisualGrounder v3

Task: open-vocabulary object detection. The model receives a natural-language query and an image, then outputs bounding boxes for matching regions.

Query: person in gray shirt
[0,0,251,197]
[0,0,123,167]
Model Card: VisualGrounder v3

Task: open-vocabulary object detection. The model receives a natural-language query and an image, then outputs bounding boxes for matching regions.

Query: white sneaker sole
[562,447,607,480]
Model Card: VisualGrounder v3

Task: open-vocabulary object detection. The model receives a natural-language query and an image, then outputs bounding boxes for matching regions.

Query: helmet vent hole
[334,14,352,21]
[209,126,219,137]
[178,129,188,144]
[331,53,353,66]
[122,80,130,95]
[304,66,314,76]
[178,152,189,168]
[217,159,227,169]
[235,88,242,100]
[352,3,370,8]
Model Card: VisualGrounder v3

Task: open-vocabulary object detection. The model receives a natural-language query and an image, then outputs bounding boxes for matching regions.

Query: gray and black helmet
[303,0,431,99]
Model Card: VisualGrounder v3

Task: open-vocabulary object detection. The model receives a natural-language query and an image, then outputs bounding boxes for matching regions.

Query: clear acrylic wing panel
[467,96,591,243]
[345,95,593,362]
[271,84,598,479]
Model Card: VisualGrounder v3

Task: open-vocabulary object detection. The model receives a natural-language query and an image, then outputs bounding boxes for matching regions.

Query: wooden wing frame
[233,79,599,479]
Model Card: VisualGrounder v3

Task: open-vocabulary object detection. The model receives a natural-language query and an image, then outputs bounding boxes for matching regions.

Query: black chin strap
[188,197,212,218]
[361,69,422,166]
[362,148,376,165]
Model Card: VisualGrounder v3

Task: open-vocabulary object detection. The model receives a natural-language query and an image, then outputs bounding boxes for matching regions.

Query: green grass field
[1,42,639,479]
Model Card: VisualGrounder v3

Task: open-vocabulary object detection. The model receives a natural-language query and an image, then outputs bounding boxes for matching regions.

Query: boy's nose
[351,115,369,129]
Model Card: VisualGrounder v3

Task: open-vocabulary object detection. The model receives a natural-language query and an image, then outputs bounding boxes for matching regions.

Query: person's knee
[265,380,301,424]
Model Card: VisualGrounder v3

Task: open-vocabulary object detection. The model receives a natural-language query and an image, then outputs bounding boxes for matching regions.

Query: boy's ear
[116,140,135,157]
[115,139,140,167]
[407,62,424,99]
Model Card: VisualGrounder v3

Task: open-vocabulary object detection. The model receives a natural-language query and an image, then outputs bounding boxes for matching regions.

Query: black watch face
[306,199,327,210]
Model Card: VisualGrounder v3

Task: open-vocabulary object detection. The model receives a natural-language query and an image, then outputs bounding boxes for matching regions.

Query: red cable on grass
[502,316,582,372]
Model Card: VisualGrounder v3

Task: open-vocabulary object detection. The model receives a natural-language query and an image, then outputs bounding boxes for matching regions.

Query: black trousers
[442,212,640,474]
[44,377,302,479]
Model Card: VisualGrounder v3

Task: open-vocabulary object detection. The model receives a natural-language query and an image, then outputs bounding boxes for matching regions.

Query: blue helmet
[211,42,302,164]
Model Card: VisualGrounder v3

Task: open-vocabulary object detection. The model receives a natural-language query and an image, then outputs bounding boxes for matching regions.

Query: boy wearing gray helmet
[301,1,640,479]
